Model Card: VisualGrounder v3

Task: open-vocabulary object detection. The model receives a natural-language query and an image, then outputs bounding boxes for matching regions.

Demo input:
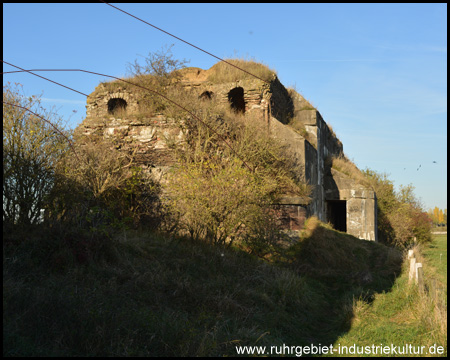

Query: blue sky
[3,3,447,211]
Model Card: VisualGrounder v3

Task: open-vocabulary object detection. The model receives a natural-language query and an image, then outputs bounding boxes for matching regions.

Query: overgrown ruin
[75,64,377,241]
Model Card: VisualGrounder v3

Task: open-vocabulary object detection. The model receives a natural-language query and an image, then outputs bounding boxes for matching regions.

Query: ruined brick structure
[75,65,377,241]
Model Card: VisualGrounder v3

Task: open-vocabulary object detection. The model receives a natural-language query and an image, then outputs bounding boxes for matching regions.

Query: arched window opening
[199,91,213,100]
[228,87,245,113]
[107,98,127,115]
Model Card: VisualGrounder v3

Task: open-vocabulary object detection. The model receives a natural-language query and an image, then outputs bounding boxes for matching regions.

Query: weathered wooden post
[408,250,414,259]
[415,262,424,292]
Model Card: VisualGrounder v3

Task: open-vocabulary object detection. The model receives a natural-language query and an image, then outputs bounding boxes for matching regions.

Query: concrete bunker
[78,65,378,241]
[107,98,127,115]
[228,87,245,113]
[326,200,347,232]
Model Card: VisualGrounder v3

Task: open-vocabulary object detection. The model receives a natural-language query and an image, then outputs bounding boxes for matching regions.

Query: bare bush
[127,44,190,82]
[48,137,162,233]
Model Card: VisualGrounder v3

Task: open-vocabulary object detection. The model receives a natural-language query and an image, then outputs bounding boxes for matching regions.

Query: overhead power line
[99,0,271,84]
[2,61,254,172]
[2,61,88,97]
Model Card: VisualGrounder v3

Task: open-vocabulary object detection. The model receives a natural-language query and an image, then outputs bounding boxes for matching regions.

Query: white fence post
[409,257,416,283]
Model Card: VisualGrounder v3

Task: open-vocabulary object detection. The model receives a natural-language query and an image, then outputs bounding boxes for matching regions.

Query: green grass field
[422,234,447,284]
[330,234,447,357]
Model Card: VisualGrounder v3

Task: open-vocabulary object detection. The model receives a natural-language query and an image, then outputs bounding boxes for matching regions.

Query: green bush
[362,169,432,248]
[164,100,309,254]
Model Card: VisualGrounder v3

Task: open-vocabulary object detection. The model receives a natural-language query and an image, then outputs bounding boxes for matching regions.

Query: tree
[3,82,70,228]
[438,209,444,224]
[433,206,440,225]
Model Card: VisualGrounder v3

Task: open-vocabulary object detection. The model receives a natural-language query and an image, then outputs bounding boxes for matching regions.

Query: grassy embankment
[5,218,404,357]
[4,225,447,357]
[331,234,447,357]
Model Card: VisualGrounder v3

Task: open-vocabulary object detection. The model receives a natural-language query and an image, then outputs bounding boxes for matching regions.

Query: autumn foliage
[362,169,433,248]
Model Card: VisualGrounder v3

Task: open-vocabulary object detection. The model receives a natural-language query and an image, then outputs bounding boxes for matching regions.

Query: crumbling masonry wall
[75,66,377,241]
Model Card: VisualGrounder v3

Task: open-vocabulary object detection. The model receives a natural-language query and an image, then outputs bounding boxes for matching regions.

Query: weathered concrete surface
[325,168,377,241]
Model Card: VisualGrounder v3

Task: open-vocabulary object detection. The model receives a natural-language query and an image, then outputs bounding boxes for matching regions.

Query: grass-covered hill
[4,218,404,357]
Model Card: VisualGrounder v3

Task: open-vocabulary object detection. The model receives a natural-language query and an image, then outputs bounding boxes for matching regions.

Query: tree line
[428,207,447,226]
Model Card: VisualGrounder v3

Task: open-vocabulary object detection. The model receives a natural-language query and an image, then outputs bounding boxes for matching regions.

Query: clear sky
[3,3,447,211]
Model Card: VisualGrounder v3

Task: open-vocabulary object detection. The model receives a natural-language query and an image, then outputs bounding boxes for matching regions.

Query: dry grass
[327,122,338,140]
[328,154,372,187]
[207,58,276,83]
[95,58,275,96]
[286,86,316,111]
[410,243,447,345]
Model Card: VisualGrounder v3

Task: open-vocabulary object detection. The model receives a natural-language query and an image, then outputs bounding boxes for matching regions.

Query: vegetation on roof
[207,58,277,83]
[327,154,372,187]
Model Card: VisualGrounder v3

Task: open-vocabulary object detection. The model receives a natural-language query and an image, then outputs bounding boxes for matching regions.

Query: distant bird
[433,161,437,164]
[417,164,421,171]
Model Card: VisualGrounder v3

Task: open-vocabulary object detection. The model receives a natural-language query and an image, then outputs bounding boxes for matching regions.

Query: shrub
[47,136,162,233]
[3,83,70,231]
[164,99,310,254]
[362,169,432,248]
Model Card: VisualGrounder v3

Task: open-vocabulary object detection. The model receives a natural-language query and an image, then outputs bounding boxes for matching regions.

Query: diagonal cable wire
[99,0,272,84]
[3,101,80,161]
[2,61,254,172]
[2,62,88,97]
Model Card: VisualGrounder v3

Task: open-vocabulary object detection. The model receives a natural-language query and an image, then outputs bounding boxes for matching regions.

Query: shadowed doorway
[228,87,245,113]
[326,200,347,232]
